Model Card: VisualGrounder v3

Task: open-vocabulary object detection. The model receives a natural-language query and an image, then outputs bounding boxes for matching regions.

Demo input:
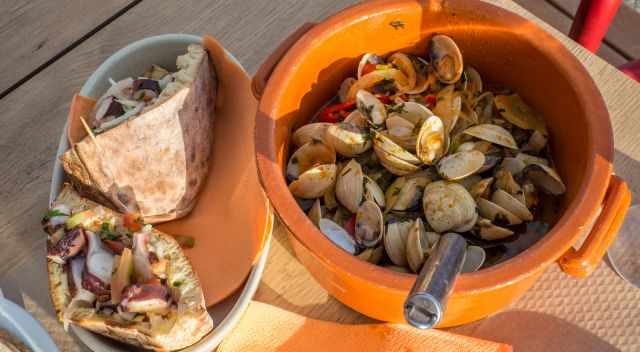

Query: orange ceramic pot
[253,0,631,327]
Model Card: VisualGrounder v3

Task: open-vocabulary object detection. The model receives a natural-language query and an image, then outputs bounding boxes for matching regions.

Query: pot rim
[255,0,614,294]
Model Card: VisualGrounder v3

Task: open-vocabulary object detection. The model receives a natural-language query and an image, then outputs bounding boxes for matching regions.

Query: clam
[437,150,485,180]
[363,175,386,209]
[495,170,522,195]
[494,94,547,134]
[478,154,501,174]
[406,218,430,273]
[357,53,384,79]
[308,199,323,226]
[516,152,549,166]
[463,124,518,150]
[357,246,384,264]
[428,34,463,84]
[384,220,413,267]
[500,157,526,175]
[386,175,430,211]
[523,130,548,154]
[347,69,410,101]
[339,77,357,102]
[356,90,387,126]
[469,177,494,199]
[388,52,417,91]
[477,198,522,226]
[523,163,566,195]
[456,141,476,153]
[422,181,477,233]
[386,114,415,138]
[462,245,486,273]
[476,217,514,240]
[325,123,372,157]
[343,110,368,129]
[372,131,422,175]
[289,164,337,199]
[474,91,495,123]
[462,66,482,97]
[433,85,462,133]
[318,218,357,254]
[394,101,434,125]
[405,57,434,94]
[335,159,364,213]
[521,181,539,209]
[286,139,336,181]
[292,123,331,147]
[355,200,384,247]
[451,209,478,233]
[416,115,447,164]
[492,189,533,221]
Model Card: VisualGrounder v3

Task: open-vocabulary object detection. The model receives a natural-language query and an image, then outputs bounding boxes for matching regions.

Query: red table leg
[569,0,623,53]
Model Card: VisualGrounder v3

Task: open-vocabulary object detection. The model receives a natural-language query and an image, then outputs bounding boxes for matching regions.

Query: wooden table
[0,0,638,351]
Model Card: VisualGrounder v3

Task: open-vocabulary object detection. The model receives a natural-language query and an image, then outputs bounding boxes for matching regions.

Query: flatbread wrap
[43,184,213,350]
[62,44,216,223]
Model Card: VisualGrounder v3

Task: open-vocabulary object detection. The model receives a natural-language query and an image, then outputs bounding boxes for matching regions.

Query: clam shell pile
[287,34,566,274]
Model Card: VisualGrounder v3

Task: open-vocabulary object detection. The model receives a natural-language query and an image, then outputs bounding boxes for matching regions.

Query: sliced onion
[133,232,155,283]
[86,231,114,284]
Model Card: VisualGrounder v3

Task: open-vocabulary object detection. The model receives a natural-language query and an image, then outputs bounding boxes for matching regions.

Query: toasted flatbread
[47,185,213,351]
[62,44,217,224]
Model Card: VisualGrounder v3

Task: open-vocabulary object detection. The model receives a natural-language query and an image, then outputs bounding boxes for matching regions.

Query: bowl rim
[255,0,614,294]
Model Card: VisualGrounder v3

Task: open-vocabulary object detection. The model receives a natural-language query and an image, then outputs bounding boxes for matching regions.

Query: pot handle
[252,22,316,100]
[558,175,631,278]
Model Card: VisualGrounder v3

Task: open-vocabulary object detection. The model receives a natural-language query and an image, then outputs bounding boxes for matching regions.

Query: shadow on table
[450,310,620,352]
[614,149,639,205]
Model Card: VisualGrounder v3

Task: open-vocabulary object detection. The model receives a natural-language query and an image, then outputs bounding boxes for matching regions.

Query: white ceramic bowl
[50,34,272,352]
[0,295,58,351]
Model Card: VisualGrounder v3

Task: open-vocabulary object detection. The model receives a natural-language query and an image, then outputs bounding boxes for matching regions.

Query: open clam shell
[343,110,368,129]
[495,170,523,195]
[494,94,548,134]
[308,199,323,226]
[477,198,522,226]
[500,157,527,175]
[463,124,518,150]
[492,189,533,221]
[325,122,372,157]
[405,56,433,95]
[428,34,463,84]
[363,175,386,209]
[433,85,462,133]
[388,52,417,91]
[461,245,486,273]
[416,115,447,165]
[292,122,331,147]
[394,101,434,125]
[437,150,485,180]
[319,218,357,254]
[462,66,483,97]
[356,89,387,126]
[523,163,566,195]
[355,200,384,248]
[287,139,336,181]
[357,246,384,264]
[523,130,548,153]
[386,114,415,138]
[516,152,550,167]
[289,164,337,199]
[386,175,429,212]
[384,220,413,267]
[335,159,364,213]
[406,218,429,273]
[469,177,494,199]
[476,217,514,241]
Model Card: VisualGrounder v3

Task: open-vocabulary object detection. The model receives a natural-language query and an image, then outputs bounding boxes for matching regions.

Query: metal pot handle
[558,175,631,278]
[252,22,316,100]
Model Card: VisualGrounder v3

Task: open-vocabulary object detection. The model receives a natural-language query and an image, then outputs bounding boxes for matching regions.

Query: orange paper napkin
[218,301,512,352]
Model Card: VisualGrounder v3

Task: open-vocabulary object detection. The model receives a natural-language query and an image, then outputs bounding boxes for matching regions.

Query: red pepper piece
[376,95,392,104]
[424,94,437,108]
[123,213,143,232]
[344,214,356,237]
[318,101,356,123]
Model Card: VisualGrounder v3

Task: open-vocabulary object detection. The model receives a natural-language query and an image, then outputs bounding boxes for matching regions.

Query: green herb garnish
[42,209,66,221]
[172,280,183,287]
[387,103,407,114]
[100,222,120,241]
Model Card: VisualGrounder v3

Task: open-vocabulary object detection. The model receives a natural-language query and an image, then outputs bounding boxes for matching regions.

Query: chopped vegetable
[111,248,134,304]
[42,209,67,221]
[319,101,356,123]
[66,210,95,229]
[123,213,143,232]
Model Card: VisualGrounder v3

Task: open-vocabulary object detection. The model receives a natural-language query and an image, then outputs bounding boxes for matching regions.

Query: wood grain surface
[0,0,638,351]
[0,0,135,95]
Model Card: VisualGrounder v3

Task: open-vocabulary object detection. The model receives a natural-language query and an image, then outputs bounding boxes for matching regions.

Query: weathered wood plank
[514,0,628,66]
[0,0,135,94]
[548,0,640,60]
